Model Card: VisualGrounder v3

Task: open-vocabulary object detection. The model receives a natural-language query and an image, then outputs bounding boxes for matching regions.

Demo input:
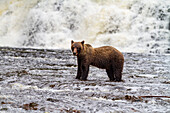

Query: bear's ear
[71,40,74,44]
[81,40,85,45]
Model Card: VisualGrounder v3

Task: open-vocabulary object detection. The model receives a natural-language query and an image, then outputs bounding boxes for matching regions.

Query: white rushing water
[0,0,170,54]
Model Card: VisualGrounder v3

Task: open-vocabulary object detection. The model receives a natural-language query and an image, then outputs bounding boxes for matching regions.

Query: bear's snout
[73,52,77,56]
[73,48,78,56]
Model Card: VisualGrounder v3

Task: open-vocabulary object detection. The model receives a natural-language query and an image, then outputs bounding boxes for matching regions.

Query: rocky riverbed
[0,47,170,113]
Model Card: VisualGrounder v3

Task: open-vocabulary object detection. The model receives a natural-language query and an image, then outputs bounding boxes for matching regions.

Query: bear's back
[85,44,92,47]
[94,46,121,56]
[90,46,124,68]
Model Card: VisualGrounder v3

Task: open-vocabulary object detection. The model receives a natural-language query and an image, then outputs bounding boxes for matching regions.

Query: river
[0,47,170,112]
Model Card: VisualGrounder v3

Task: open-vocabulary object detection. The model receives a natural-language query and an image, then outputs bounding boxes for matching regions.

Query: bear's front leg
[76,58,82,79]
[81,65,89,80]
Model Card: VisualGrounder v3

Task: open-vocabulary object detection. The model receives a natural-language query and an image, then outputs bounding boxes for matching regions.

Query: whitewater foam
[0,0,169,54]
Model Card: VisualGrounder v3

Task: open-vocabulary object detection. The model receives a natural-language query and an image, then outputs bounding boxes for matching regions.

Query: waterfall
[0,0,169,54]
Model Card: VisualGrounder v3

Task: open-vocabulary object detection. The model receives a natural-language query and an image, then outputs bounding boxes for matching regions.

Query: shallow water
[0,47,170,113]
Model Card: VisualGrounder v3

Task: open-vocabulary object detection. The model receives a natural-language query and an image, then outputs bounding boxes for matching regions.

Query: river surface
[0,47,170,113]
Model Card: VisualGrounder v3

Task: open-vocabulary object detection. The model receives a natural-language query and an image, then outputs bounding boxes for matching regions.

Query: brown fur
[71,40,124,81]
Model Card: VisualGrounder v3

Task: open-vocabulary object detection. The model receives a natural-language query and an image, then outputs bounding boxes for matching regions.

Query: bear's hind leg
[114,69,122,82]
[106,68,115,81]
[111,63,122,82]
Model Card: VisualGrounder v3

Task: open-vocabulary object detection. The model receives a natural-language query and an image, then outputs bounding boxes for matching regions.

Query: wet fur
[71,40,124,81]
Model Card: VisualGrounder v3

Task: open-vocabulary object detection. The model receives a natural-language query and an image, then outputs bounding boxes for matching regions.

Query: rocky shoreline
[0,47,170,113]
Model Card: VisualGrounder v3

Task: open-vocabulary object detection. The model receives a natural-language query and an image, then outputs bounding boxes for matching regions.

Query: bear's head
[71,40,84,56]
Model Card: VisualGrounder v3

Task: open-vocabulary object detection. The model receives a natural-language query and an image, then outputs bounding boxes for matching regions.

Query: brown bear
[71,40,124,81]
